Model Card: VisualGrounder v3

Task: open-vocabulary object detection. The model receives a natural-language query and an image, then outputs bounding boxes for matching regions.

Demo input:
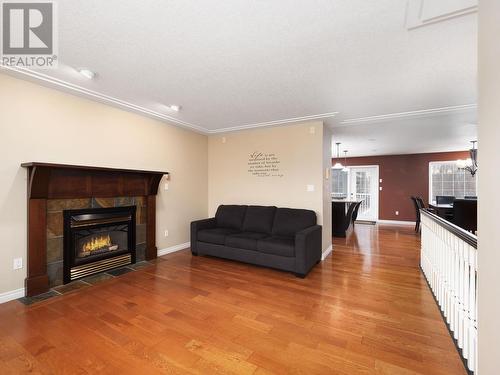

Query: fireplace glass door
[64,206,136,283]
[73,224,129,264]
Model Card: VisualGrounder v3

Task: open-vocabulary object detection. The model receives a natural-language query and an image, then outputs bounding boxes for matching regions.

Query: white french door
[348,166,379,222]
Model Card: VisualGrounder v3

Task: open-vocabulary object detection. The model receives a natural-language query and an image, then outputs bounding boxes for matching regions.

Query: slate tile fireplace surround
[21,162,168,297]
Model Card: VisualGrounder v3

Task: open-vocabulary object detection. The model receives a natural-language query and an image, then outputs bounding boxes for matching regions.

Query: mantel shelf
[21,162,168,199]
[21,162,169,176]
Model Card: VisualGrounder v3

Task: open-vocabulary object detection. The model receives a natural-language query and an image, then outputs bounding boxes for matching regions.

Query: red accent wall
[333,151,470,221]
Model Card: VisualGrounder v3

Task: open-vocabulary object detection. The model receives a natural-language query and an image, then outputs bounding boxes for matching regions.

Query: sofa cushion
[272,208,317,237]
[198,228,240,245]
[257,236,295,257]
[226,232,269,251]
[242,205,277,234]
[215,205,248,230]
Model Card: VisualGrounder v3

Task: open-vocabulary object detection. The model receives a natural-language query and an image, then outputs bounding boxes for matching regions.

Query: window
[331,169,348,198]
[429,161,477,203]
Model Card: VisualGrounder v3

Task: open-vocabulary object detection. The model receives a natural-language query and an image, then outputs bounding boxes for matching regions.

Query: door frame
[347,165,380,222]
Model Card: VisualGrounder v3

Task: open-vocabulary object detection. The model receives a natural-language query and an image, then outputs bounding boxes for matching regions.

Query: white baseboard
[0,287,25,304]
[157,242,191,257]
[377,220,415,225]
[322,245,333,260]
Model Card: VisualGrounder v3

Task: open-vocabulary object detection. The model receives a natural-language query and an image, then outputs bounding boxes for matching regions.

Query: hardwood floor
[0,224,466,374]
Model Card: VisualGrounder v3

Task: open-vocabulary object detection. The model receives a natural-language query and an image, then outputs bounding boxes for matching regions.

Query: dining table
[429,203,454,220]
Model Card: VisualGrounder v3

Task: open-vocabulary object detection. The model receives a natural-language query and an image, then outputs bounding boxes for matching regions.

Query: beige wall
[478,1,500,373]
[208,121,332,251]
[0,73,208,295]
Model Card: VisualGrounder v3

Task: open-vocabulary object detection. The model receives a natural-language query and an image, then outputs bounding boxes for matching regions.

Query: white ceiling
[1,0,477,155]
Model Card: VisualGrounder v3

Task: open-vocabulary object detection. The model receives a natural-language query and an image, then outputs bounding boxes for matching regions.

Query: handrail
[420,209,477,248]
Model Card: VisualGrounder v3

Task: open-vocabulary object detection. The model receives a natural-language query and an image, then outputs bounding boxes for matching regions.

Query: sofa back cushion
[215,205,247,230]
[272,208,317,237]
[242,205,277,234]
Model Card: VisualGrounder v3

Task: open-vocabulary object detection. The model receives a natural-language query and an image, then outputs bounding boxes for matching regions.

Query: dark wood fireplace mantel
[22,162,168,296]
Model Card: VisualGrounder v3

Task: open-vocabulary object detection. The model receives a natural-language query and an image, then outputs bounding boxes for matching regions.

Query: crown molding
[338,104,477,127]
[1,64,338,135]
[207,112,339,134]
[0,64,208,134]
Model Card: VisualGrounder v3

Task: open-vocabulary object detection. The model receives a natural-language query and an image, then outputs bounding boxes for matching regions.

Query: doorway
[348,166,379,222]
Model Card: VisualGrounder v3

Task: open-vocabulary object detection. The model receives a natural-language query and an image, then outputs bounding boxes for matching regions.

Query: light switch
[13,258,23,270]
[307,184,315,192]
[164,182,169,190]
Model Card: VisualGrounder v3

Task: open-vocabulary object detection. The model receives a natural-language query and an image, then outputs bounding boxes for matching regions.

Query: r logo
[2,2,53,55]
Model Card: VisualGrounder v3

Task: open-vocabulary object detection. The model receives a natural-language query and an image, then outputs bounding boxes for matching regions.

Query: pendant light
[457,140,478,176]
[332,142,344,169]
[342,150,349,172]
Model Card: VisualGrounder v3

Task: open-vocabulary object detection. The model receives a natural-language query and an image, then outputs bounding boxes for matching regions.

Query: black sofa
[190,205,322,277]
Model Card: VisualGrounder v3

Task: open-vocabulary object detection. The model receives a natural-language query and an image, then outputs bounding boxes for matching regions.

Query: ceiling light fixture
[457,140,478,176]
[333,142,344,169]
[78,68,96,80]
[167,105,181,112]
[342,150,349,172]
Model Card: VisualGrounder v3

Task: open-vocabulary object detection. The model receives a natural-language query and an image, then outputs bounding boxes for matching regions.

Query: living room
[0,1,499,374]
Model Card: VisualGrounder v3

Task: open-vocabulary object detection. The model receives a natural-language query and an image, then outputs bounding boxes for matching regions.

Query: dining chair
[410,196,421,232]
[351,201,363,225]
[344,201,358,232]
[453,199,477,233]
[436,195,455,205]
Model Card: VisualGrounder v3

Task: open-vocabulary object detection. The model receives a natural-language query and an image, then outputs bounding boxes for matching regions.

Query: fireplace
[63,206,136,283]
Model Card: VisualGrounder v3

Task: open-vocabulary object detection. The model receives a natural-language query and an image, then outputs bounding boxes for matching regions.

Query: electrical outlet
[13,257,23,270]
[164,230,169,237]
[395,211,399,216]
[306,184,315,192]
[309,126,316,134]
[222,136,226,143]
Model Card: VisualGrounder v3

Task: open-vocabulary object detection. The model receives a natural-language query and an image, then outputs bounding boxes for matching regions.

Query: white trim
[338,104,477,126]
[0,288,25,304]
[208,112,339,134]
[0,65,207,134]
[377,220,416,225]
[321,245,333,261]
[0,64,338,135]
[157,242,190,257]
[0,65,476,135]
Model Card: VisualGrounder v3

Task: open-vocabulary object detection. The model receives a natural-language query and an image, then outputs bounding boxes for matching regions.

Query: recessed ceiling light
[78,68,96,80]
[168,105,181,112]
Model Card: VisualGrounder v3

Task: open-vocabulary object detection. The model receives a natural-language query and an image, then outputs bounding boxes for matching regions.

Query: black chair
[411,196,422,232]
[436,195,455,205]
[453,199,477,233]
[351,201,363,225]
[344,201,358,232]
[416,196,435,213]
[464,196,477,200]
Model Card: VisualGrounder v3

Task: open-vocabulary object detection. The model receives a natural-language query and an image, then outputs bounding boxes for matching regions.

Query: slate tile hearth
[18,261,153,305]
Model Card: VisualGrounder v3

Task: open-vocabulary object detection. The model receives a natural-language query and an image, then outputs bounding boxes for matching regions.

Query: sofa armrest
[190,218,216,254]
[294,225,322,276]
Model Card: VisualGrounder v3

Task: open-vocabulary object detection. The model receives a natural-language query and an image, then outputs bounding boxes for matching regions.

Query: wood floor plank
[0,224,466,374]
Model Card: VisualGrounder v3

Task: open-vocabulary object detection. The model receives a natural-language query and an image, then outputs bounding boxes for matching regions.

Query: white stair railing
[420,210,477,373]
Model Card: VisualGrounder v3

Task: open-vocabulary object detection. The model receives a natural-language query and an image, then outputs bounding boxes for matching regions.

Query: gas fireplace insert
[63,206,136,283]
